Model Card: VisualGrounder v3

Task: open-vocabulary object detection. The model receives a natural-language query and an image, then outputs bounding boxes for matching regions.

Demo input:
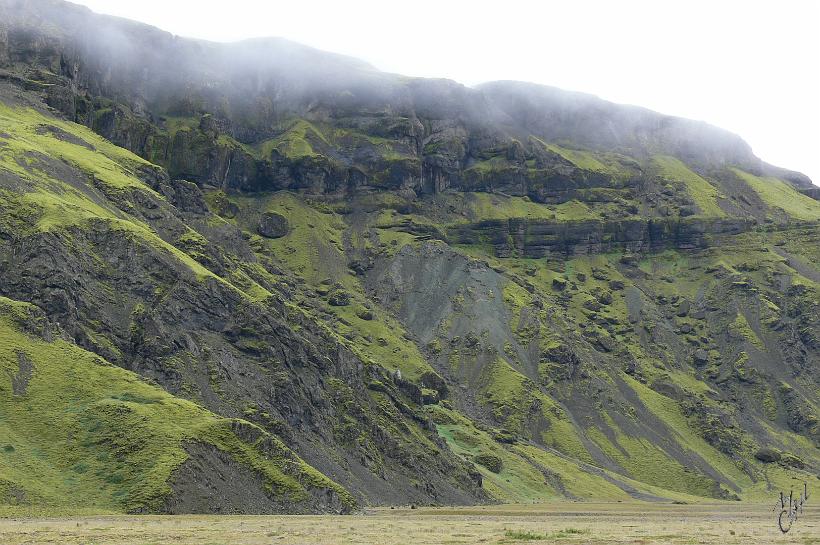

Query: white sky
[71,0,820,184]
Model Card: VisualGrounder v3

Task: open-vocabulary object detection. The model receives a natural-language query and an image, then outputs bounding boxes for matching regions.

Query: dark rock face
[754,447,781,463]
[0,121,487,511]
[0,0,812,201]
[257,212,289,239]
[163,442,345,514]
[448,217,754,258]
[11,351,33,396]
[328,290,351,306]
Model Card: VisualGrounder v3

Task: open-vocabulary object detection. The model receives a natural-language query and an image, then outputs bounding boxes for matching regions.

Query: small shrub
[504,530,547,541]
[474,453,503,473]
[558,528,587,535]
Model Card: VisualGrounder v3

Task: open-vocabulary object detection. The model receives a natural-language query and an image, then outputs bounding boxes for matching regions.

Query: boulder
[420,370,449,398]
[583,298,602,312]
[591,268,609,281]
[258,212,289,238]
[693,349,709,366]
[619,254,639,266]
[328,290,351,306]
[595,290,613,305]
[754,447,781,463]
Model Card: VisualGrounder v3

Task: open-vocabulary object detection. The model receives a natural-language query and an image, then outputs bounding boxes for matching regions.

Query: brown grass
[0,502,817,544]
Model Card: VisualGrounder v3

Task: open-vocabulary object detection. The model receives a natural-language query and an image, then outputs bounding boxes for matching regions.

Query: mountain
[1,0,818,514]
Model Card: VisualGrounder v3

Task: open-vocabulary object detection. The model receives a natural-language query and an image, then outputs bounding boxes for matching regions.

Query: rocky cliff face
[2,0,813,199]
[0,0,819,515]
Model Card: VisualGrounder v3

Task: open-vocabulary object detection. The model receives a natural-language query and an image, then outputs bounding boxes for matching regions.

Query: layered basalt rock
[448,217,754,258]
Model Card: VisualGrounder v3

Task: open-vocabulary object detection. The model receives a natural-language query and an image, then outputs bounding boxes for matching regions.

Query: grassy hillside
[732,168,820,221]
[0,297,353,515]
[648,155,726,217]
[0,64,819,514]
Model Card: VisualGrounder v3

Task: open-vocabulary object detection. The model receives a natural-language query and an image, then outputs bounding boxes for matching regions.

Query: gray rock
[754,447,781,463]
[328,290,351,306]
[596,290,613,305]
[257,212,289,239]
[608,280,625,290]
[583,298,602,312]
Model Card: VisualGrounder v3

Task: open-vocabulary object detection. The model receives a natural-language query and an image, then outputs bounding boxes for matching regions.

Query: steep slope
[0,89,485,511]
[0,0,819,514]
[0,296,354,515]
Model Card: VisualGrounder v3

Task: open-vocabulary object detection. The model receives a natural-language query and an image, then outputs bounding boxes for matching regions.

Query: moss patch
[732,168,820,221]
[0,297,353,514]
[649,156,725,217]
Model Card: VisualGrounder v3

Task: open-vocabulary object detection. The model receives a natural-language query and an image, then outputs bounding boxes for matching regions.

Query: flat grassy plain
[1,502,818,545]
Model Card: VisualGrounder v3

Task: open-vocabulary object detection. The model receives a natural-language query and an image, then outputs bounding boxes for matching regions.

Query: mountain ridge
[2,0,814,194]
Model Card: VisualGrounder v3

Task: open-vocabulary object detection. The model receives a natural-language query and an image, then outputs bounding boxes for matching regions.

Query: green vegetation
[624,377,750,489]
[556,149,608,173]
[0,103,154,192]
[0,297,352,514]
[3,61,820,516]
[503,529,549,541]
[540,141,609,172]
[432,405,705,503]
[465,156,513,177]
[527,137,637,180]
[649,155,726,217]
[433,408,562,502]
[732,168,820,221]
[729,312,765,350]
[584,422,719,498]
[459,193,600,222]
[162,115,199,136]
[258,119,329,159]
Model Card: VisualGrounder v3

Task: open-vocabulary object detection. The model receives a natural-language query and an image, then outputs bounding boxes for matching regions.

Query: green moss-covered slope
[1,1,819,514]
[0,297,353,515]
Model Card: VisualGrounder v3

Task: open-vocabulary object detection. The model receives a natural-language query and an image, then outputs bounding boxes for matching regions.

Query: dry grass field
[1,502,818,545]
